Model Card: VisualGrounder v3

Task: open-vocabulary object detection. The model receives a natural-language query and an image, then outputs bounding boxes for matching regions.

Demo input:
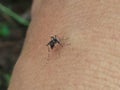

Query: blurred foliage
[3,73,11,86]
[0,23,10,37]
[0,0,32,90]
[0,4,29,26]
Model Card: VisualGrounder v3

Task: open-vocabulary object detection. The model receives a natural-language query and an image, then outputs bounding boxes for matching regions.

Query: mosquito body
[47,35,63,49]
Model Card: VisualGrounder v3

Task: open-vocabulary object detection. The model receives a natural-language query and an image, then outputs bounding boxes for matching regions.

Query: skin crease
[8,0,120,90]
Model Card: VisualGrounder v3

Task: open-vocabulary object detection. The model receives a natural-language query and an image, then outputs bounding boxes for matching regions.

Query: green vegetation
[0,23,10,37]
[0,4,29,26]
[3,73,11,86]
[0,0,31,90]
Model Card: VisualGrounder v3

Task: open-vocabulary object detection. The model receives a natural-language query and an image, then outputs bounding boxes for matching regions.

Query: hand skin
[8,0,120,90]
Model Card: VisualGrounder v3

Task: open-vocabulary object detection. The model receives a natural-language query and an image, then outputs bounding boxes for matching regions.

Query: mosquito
[47,35,63,50]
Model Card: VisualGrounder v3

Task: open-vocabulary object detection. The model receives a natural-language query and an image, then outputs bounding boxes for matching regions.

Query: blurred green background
[0,0,32,90]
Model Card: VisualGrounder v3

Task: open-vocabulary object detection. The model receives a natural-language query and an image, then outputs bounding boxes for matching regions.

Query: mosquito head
[51,36,54,39]
[51,35,56,39]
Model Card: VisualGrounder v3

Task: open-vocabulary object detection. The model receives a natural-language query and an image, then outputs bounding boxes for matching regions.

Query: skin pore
[9,0,120,90]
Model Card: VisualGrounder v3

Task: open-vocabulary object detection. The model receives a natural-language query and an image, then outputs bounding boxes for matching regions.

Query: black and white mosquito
[47,35,63,50]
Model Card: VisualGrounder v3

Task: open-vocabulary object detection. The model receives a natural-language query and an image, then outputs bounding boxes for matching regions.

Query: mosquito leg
[58,41,63,47]
[48,46,50,52]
